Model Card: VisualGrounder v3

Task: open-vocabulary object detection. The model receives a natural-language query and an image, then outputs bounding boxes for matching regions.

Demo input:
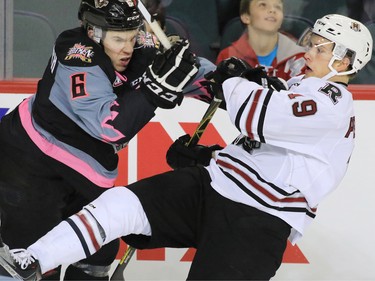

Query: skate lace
[9,249,36,270]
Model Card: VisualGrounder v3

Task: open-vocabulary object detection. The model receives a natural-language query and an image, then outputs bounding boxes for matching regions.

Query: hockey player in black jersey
[0,0,208,280]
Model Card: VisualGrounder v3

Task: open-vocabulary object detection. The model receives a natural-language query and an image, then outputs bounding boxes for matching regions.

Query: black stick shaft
[185,97,222,147]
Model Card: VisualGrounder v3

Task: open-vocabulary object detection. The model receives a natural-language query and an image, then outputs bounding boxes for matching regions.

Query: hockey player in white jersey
[0,14,373,280]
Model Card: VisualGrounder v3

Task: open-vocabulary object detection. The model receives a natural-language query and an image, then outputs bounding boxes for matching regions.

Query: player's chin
[115,65,127,72]
[304,67,314,78]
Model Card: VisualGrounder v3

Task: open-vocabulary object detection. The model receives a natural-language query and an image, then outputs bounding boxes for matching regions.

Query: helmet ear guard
[92,25,103,43]
[332,43,349,61]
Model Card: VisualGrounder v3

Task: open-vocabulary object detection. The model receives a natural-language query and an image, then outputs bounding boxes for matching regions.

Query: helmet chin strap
[322,56,355,80]
[322,70,338,81]
[322,56,339,80]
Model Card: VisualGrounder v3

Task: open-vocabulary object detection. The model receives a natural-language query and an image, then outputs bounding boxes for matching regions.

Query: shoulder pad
[55,27,108,67]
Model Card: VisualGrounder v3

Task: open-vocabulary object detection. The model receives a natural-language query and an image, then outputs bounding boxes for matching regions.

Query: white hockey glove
[142,39,200,109]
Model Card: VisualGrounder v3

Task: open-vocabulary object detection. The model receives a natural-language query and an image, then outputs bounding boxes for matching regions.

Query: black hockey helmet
[78,0,143,31]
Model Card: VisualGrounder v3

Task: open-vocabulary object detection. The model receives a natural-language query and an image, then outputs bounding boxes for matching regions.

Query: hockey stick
[185,96,222,147]
[137,0,171,50]
[111,4,222,278]
[110,245,136,281]
[137,0,222,144]
[110,97,222,281]
[185,68,223,147]
[110,95,222,281]
[138,0,222,144]
[110,94,222,280]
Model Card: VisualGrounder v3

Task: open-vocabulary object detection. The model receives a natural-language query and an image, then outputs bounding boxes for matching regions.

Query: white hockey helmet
[300,14,373,76]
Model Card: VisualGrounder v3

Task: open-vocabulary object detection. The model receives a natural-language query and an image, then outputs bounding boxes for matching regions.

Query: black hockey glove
[142,39,200,109]
[166,134,223,169]
[208,57,252,85]
[200,57,252,108]
[242,67,288,91]
[267,76,288,91]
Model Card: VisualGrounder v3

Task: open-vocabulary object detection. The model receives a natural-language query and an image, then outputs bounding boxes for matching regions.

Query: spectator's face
[244,0,283,33]
[303,34,334,78]
[102,29,139,72]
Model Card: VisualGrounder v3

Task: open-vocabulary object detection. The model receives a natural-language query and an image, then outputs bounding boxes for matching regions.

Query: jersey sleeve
[182,57,215,97]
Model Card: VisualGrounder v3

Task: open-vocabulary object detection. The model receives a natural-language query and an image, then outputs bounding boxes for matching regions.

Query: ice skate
[0,245,41,281]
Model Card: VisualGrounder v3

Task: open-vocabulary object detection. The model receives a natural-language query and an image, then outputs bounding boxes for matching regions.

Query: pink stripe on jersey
[246,89,262,139]
[217,159,308,204]
[100,101,126,142]
[18,98,115,187]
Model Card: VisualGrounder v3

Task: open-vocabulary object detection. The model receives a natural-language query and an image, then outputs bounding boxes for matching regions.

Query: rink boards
[0,80,374,280]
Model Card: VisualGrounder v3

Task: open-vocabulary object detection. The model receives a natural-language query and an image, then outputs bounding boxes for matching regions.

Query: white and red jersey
[206,75,355,243]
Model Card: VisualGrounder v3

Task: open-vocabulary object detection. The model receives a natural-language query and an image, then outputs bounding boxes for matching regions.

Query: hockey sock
[28,187,151,273]
[28,219,90,274]
[81,186,151,244]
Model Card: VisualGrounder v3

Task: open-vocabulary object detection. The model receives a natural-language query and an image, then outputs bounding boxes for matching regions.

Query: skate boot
[0,245,42,281]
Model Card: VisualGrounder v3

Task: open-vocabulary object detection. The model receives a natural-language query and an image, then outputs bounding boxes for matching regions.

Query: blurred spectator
[216,0,306,80]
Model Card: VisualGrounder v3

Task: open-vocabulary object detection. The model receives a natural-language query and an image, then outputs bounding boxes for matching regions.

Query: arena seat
[13,10,57,78]
[281,15,314,41]
[219,17,244,50]
[165,15,191,40]
[165,0,219,62]
[283,0,348,23]
[215,0,241,35]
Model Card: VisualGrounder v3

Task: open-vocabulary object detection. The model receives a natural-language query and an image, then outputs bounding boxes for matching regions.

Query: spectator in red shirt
[216,0,306,80]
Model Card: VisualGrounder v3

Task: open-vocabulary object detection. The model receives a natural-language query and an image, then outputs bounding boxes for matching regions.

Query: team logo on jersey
[113,76,124,87]
[351,22,361,32]
[87,203,97,209]
[319,83,342,104]
[289,82,301,89]
[94,0,109,8]
[65,43,95,63]
[136,31,156,48]
[113,71,127,87]
[131,77,143,88]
